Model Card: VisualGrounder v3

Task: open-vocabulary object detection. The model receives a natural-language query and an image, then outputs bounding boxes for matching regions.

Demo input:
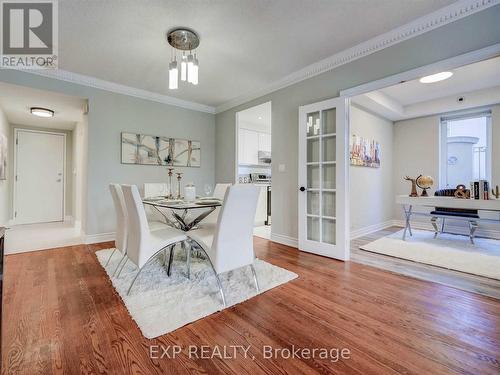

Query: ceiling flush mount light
[30,107,54,118]
[419,71,453,83]
[167,28,200,89]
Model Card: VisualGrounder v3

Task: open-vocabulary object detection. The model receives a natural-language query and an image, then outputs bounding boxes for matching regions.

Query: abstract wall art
[121,132,201,167]
[350,135,380,168]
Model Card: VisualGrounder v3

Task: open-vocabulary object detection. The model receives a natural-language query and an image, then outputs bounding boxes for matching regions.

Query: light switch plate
[278,164,286,172]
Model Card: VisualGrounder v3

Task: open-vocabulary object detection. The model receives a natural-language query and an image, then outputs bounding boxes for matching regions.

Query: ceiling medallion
[166,28,200,90]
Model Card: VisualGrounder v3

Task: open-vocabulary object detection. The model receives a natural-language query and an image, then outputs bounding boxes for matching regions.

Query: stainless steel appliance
[265,185,271,225]
[250,173,271,184]
[258,151,271,164]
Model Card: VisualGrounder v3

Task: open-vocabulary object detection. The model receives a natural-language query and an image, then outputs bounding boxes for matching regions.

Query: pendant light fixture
[167,28,200,89]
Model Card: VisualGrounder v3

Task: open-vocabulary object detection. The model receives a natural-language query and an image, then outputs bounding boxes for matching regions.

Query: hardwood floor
[2,236,499,374]
[352,227,500,299]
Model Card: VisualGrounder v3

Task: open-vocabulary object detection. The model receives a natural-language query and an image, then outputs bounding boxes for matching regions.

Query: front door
[298,97,349,260]
[14,130,65,224]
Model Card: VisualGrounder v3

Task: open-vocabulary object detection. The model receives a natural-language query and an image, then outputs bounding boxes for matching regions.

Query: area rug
[95,248,297,339]
[361,229,500,280]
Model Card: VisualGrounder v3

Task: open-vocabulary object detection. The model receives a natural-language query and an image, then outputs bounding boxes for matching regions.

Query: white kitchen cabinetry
[239,128,271,165]
[259,133,271,152]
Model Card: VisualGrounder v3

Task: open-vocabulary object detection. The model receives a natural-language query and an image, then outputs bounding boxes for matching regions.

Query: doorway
[235,102,272,239]
[14,129,66,224]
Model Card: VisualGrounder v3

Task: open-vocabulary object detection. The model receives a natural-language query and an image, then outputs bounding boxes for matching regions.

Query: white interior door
[14,130,65,224]
[298,97,349,260]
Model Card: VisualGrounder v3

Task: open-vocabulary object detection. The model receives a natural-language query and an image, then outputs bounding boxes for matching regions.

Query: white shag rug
[95,248,297,339]
[361,229,500,280]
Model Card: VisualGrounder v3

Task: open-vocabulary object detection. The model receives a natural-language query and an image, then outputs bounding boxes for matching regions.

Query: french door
[298,97,349,260]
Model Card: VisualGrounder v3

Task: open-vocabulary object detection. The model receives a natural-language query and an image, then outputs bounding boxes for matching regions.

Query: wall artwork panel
[121,132,200,167]
[0,134,6,180]
[350,135,380,168]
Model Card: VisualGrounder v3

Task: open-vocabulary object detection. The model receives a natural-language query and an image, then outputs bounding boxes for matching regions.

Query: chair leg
[431,217,438,238]
[167,243,176,276]
[104,248,116,267]
[469,221,478,244]
[250,264,260,292]
[116,257,129,278]
[127,266,146,295]
[185,241,191,280]
[112,253,127,277]
[441,218,446,233]
[189,240,226,307]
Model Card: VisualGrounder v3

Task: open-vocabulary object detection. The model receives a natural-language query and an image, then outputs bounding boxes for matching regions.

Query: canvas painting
[350,135,380,168]
[0,134,6,180]
[121,132,200,167]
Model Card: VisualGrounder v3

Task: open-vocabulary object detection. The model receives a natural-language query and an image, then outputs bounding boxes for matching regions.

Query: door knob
[299,186,306,192]
[56,179,62,182]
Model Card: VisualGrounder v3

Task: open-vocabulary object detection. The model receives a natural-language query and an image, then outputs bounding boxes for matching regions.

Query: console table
[396,195,500,242]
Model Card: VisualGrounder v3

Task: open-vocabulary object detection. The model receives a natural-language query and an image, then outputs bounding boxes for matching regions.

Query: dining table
[142,197,222,278]
[142,197,222,231]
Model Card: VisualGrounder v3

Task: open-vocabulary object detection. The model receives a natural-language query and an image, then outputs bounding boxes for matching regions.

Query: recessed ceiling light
[258,116,263,120]
[30,107,54,118]
[419,71,453,83]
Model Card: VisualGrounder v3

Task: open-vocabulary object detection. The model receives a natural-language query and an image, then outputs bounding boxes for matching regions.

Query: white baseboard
[270,232,298,248]
[64,215,74,223]
[393,219,500,239]
[85,232,115,244]
[350,220,395,239]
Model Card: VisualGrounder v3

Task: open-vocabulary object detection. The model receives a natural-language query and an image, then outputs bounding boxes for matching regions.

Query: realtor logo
[1,0,58,69]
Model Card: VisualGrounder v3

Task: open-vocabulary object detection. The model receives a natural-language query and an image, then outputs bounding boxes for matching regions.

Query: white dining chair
[121,184,187,295]
[199,183,232,228]
[107,184,128,276]
[187,184,260,307]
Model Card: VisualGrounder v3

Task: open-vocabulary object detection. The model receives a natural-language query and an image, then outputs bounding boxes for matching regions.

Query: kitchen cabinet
[259,133,271,152]
[239,128,271,165]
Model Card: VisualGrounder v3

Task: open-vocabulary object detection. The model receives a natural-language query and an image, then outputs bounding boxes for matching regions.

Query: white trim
[350,220,395,239]
[25,69,216,114]
[85,232,115,244]
[340,43,500,97]
[270,232,298,248]
[215,0,500,114]
[393,219,500,239]
[13,128,67,225]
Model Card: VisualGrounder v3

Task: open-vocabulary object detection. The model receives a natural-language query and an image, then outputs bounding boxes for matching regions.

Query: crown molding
[215,0,500,114]
[25,69,216,114]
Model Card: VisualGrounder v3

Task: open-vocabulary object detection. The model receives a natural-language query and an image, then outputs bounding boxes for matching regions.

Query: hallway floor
[5,221,82,254]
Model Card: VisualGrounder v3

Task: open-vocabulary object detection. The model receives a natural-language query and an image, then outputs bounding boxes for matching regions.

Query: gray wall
[215,6,500,241]
[0,106,9,226]
[0,71,215,235]
[350,105,393,233]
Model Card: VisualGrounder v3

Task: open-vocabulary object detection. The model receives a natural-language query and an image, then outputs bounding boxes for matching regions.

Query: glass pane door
[299,96,348,260]
[305,108,336,245]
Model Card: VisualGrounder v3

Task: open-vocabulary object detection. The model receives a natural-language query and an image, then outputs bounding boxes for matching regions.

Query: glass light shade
[169,60,178,90]
[30,107,54,117]
[180,54,187,81]
[419,71,453,83]
[187,54,194,83]
[192,56,199,85]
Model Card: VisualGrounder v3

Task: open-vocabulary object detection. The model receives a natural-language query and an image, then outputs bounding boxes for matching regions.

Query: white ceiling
[237,102,271,132]
[0,82,86,130]
[57,0,454,107]
[352,56,500,121]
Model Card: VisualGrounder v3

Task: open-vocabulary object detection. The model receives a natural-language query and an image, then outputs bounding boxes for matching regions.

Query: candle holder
[167,168,175,199]
[176,172,183,199]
